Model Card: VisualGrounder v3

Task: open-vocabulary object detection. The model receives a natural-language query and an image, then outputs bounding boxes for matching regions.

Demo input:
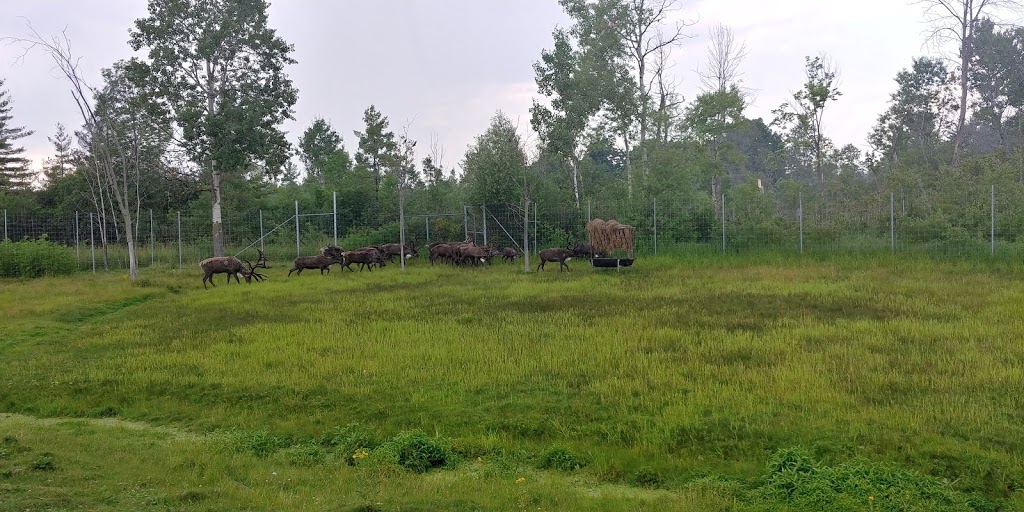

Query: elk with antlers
[199,249,269,289]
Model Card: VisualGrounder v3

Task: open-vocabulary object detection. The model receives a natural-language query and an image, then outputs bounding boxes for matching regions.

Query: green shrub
[321,423,378,466]
[377,430,455,473]
[756,447,981,511]
[0,236,77,278]
[537,444,587,472]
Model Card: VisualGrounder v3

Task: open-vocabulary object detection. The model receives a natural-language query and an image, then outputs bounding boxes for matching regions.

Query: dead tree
[913,0,1024,166]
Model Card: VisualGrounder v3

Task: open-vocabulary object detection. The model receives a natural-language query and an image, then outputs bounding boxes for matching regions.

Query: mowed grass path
[2,256,1023,510]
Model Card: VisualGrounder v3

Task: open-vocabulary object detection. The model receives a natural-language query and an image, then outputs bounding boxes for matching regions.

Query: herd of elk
[201,240,600,287]
[199,249,269,289]
[427,239,507,266]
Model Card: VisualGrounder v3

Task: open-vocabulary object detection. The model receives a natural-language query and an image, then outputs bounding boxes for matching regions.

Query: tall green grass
[1,257,1022,510]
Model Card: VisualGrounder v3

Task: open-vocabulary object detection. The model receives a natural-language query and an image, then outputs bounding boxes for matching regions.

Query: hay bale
[587,218,635,258]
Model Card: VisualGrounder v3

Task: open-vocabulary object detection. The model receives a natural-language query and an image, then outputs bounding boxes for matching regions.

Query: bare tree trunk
[206,63,225,257]
[211,166,224,256]
[952,48,969,167]
[623,135,633,198]
[570,156,581,209]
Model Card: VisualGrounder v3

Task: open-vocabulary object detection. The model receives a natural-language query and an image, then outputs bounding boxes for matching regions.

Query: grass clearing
[2,255,1023,510]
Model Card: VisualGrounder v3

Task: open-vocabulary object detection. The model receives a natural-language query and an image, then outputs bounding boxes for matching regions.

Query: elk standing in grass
[536,248,574,272]
[199,249,268,289]
[342,247,388,272]
[380,243,418,263]
[499,247,519,263]
[289,247,346,277]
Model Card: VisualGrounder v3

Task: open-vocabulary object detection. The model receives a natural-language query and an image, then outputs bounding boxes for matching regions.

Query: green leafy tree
[353,105,398,197]
[772,55,842,186]
[532,28,605,209]
[971,20,1024,151]
[299,117,344,185]
[129,0,298,256]
[42,123,76,185]
[913,0,1023,166]
[552,0,692,197]
[0,79,34,191]
[463,112,528,207]
[684,86,748,195]
[870,57,955,174]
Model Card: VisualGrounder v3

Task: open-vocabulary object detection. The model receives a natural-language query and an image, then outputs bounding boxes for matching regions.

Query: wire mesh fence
[3,184,1022,272]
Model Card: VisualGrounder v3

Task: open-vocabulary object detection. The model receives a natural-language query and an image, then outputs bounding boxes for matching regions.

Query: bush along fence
[2,185,1023,273]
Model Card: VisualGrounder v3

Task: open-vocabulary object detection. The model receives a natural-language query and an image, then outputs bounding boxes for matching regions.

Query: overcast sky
[1,0,958,176]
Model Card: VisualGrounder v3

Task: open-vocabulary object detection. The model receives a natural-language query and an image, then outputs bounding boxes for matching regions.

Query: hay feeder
[586,218,636,270]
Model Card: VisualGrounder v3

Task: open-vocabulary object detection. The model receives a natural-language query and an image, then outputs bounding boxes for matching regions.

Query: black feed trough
[591,257,635,269]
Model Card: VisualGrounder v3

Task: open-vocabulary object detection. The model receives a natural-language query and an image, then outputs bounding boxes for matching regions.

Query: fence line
[3,185,1023,271]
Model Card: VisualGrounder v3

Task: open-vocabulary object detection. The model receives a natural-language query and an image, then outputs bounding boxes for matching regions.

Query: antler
[255,248,270,269]
[245,259,268,282]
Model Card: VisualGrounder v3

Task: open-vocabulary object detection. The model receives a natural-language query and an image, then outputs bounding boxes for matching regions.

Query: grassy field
[1,255,1023,511]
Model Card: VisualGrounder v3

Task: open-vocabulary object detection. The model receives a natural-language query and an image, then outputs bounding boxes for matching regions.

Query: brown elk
[499,247,518,263]
[536,248,574,272]
[429,243,453,265]
[571,243,605,259]
[379,243,418,262]
[342,247,387,272]
[288,251,345,277]
[457,244,491,266]
[200,256,259,289]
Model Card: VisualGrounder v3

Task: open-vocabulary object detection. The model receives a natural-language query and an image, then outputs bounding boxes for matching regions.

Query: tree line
[0,0,1022,279]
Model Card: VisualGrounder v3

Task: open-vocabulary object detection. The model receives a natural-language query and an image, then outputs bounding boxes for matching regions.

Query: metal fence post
[333,191,338,247]
[587,199,591,223]
[533,201,538,255]
[425,216,430,243]
[90,212,96,273]
[295,200,301,257]
[524,198,530,272]
[799,192,804,254]
[463,205,469,240]
[482,205,488,246]
[991,184,995,256]
[399,193,406,273]
[75,211,80,259]
[259,209,265,253]
[721,194,726,253]
[149,207,154,264]
[3,209,6,241]
[177,210,182,269]
[890,192,895,253]
[653,197,658,255]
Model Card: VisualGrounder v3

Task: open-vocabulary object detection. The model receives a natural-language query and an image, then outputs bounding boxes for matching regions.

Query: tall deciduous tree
[0,79,34,191]
[971,19,1024,151]
[913,0,1023,166]
[555,0,693,196]
[129,0,298,256]
[531,28,604,209]
[696,23,749,210]
[772,55,842,186]
[870,57,956,172]
[353,105,398,197]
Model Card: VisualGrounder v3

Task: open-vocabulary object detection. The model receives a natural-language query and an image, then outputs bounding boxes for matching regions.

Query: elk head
[245,259,268,282]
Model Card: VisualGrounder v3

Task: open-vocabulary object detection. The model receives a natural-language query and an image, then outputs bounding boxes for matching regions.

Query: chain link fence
[3,184,1022,272]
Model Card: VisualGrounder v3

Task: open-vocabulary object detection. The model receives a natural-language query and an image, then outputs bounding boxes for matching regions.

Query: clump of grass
[212,429,284,458]
[322,423,379,466]
[538,444,587,472]
[375,430,456,473]
[29,452,56,471]
[756,447,982,511]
